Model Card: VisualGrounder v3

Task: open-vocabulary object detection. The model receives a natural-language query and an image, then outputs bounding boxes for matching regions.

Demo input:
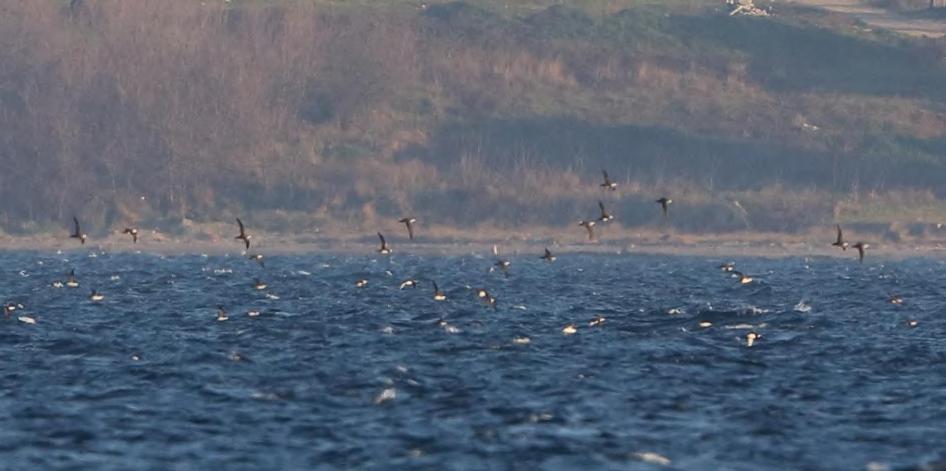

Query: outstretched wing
[835,225,843,244]
[406,222,414,240]
[602,170,610,184]
[378,232,386,247]
[598,201,606,216]
[73,217,80,235]
[236,218,246,236]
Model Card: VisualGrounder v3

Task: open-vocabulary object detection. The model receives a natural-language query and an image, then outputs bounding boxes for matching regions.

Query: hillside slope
[0,0,944,239]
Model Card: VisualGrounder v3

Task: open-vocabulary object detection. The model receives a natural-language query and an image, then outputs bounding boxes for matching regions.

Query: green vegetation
[0,0,945,237]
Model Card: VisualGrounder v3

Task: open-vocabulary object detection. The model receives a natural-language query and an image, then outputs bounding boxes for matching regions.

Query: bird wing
[835,225,843,243]
[73,217,80,235]
[236,218,245,236]
[378,232,386,247]
[407,222,414,240]
[602,170,609,183]
[545,248,551,257]
[586,224,595,239]
[598,201,606,216]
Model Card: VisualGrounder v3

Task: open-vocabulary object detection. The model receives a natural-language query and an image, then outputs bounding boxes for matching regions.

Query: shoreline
[4,230,946,260]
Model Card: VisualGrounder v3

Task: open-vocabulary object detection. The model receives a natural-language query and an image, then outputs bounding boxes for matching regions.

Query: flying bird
[600,170,617,191]
[247,254,265,267]
[122,227,139,244]
[494,259,511,277]
[398,217,417,240]
[70,217,87,244]
[656,197,672,220]
[852,242,868,263]
[235,218,251,250]
[432,281,446,301]
[832,225,848,250]
[66,269,80,288]
[541,248,556,262]
[399,279,418,289]
[579,220,596,240]
[598,201,614,222]
[377,232,391,254]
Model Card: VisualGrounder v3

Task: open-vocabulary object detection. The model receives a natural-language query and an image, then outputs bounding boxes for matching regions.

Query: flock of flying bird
[4,170,873,335]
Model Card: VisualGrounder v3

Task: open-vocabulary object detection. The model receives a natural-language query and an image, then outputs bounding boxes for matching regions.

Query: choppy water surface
[2,251,946,469]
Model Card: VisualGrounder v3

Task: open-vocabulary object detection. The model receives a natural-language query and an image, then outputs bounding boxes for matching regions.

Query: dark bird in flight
[70,217,87,244]
[832,225,848,250]
[247,254,264,267]
[600,170,617,191]
[432,281,446,301]
[541,248,556,262]
[494,259,511,277]
[656,197,672,219]
[377,232,391,254]
[579,220,596,240]
[852,242,868,263]
[399,217,417,240]
[66,269,80,288]
[122,227,139,244]
[598,201,614,222]
[235,218,251,250]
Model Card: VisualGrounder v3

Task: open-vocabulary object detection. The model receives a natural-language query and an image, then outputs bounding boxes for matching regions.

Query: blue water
[2,251,946,470]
